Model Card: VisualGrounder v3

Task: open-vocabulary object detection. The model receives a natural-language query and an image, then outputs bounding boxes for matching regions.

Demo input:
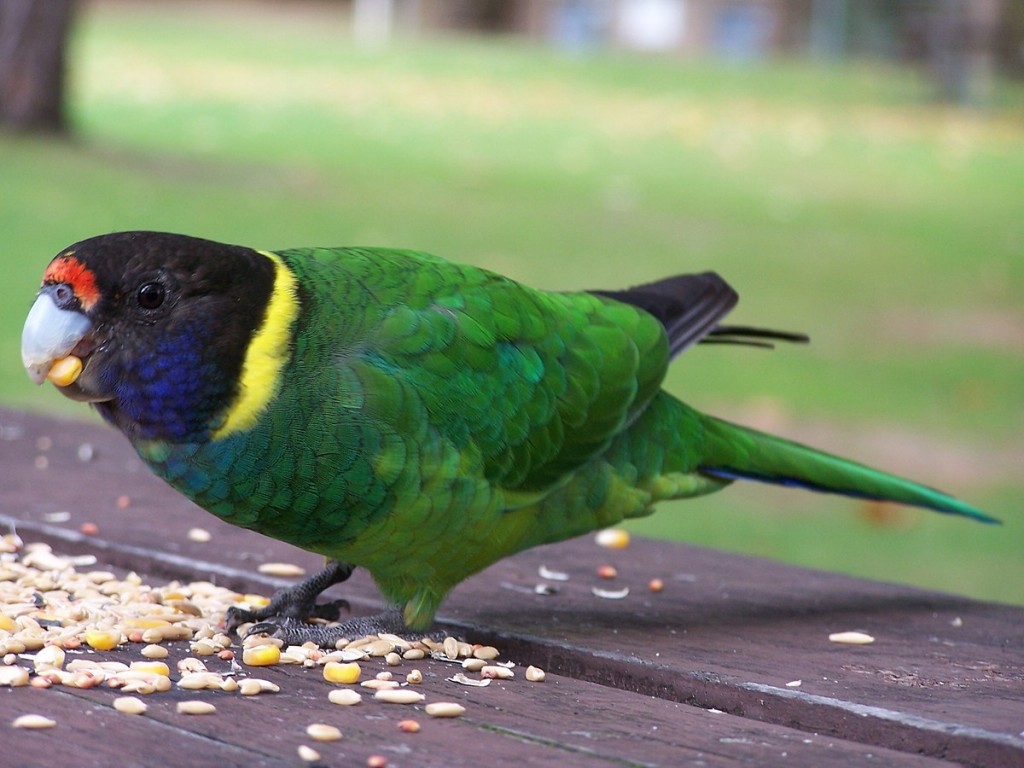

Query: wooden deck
[1,407,1022,768]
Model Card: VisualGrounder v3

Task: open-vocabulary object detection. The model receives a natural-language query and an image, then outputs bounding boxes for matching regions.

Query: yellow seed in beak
[47,355,83,387]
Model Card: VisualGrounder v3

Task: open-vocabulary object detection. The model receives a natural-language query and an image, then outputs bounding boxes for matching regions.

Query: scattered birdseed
[42,511,71,524]
[323,661,361,684]
[538,565,569,581]
[472,646,499,661]
[0,666,30,687]
[366,755,388,768]
[828,631,875,645]
[480,665,514,680]
[648,578,665,593]
[242,644,281,667]
[77,443,94,462]
[597,564,618,579]
[79,522,100,536]
[373,688,425,705]
[360,678,400,691]
[12,714,56,729]
[591,586,630,599]
[786,680,802,688]
[176,701,216,715]
[595,528,630,549]
[238,678,279,696]
[525,666,546,683]
[140,644,168,659]
[447,673,490,688]
[328,688,362,706]
[405,669,423,685]
[306,723,342,742]
[951,617,963,628]
[425,702,465,718]
[187,527,212,543]
[397,719,421,733]
[297,745,321,763]
[84,630,120,651]
[442,637,459,660]
[257,562,306,577]
[115,495,131,509]
[113,696,147,715]
[461,658,486,672]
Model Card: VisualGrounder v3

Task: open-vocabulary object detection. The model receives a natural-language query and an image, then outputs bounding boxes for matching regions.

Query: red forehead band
[43,254,100,310]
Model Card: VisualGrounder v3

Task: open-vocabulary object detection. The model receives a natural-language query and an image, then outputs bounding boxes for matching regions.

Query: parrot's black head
[22,231,279,441]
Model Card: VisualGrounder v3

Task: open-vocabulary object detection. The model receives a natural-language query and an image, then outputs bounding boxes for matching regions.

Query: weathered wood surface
[2,407,1022,768]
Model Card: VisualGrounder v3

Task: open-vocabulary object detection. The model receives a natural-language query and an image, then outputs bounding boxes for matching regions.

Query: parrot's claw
[244,610,429,648]
[226,560,355,636]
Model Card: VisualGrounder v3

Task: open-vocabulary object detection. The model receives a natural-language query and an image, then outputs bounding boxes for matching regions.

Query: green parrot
[20,232,996,642]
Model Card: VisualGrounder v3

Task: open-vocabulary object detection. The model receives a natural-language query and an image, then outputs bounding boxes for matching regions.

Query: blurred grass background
[2,1,1021,603]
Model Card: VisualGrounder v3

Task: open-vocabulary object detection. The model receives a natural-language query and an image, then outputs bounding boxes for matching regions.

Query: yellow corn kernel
[47,355,83,387]
[84,630,121,651]
[242,644,281,667]
[0,613,16,632]
[595,528,630,549]
[323,661,360,685]
[130,661,170,677]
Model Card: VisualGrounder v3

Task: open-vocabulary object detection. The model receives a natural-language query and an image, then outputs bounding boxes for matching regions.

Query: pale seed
[0,666,29,686]
[597,564,618,579]
[384,652,401,666]
[397,719,420,733]
[402,648,425,661]
[472,645,499,660]
[442,637,459,659]
[257,562,306,577]
[32,645,66,671]
[12,714,56,729]
[461,658,486,672]
[425,702,465,718]
[113,696,147,715]
[176,701,216,715]
[141,644,168,659]
[297,745,321,763]
[187,527,212,543]
[405,669,423,684]
[480,665,514,680]
[828,631,875,645]
[373,688,425,704]
[306,723,342,742]
[327,688,362,706]
[525,666,546,682]
[360,678,399,690]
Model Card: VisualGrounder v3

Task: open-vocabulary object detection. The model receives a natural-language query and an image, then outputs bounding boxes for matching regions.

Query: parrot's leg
[225,560,355,635]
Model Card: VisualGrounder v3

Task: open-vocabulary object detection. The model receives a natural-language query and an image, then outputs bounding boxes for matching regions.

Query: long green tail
[696,414,999,524]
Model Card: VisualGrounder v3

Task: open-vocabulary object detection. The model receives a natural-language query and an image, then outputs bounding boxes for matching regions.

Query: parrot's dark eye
[136,282,166,310]
[52,283,76,310]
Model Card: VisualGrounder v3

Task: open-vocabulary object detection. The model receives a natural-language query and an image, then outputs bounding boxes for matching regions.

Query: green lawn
[3,1,1021,604]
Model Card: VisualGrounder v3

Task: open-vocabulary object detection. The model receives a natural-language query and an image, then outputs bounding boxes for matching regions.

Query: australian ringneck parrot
[20,231,996,640]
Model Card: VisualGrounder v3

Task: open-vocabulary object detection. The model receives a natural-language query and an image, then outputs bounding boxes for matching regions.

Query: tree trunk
[0,0,75,133]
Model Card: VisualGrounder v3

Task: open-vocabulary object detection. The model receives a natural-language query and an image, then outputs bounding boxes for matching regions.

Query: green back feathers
[276,246,669,495]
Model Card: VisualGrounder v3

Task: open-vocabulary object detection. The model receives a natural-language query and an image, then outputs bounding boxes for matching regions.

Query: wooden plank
[2,407,1022,767]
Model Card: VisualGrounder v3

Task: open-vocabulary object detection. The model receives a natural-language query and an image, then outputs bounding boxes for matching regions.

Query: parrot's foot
[245,610,437,648]
[226,560,355,636]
